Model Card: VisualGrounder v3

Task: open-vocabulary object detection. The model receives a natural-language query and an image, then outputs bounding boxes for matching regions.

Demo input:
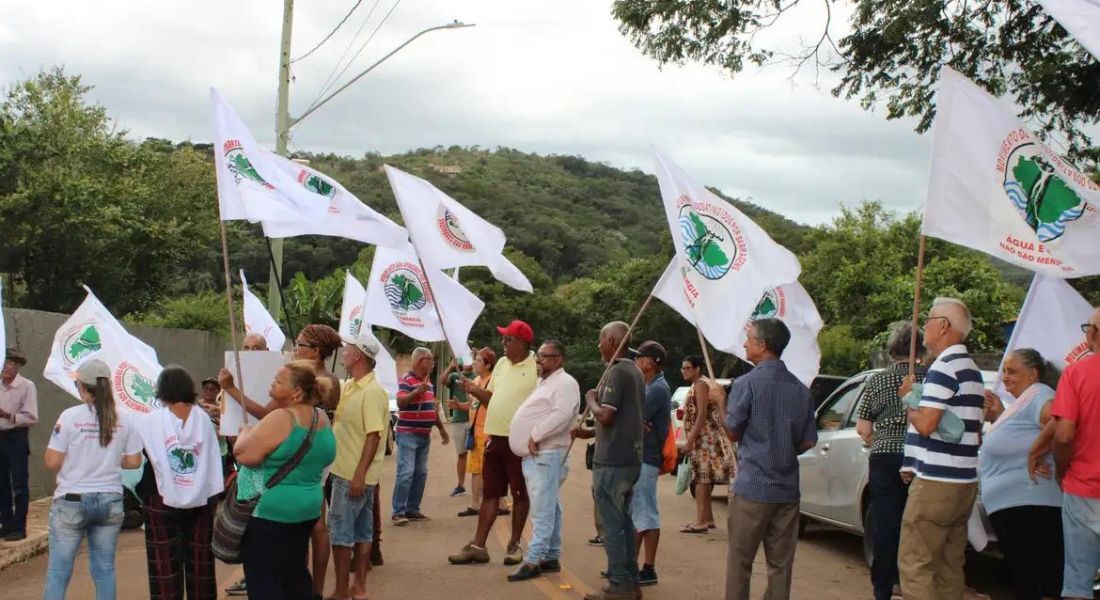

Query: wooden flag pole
[219,221,245,393]
[561,293,655,465]
[696,326,717,379]
[908,235,928,375]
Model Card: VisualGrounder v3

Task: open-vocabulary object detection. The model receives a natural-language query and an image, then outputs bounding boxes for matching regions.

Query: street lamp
[266,15,475,315]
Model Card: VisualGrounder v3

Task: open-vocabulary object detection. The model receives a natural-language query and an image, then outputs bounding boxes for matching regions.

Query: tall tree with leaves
[612,0,1100,162]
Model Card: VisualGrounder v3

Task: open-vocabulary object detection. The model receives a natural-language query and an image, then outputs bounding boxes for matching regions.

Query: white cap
[340,334,380,360]
[75,359,111,385]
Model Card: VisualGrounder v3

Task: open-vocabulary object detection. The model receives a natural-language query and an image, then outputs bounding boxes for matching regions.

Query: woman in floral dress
[680,355,735,533]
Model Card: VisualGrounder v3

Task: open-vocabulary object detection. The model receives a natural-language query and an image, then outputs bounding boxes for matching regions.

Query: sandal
[497,507,511,516]
[680,524,708,534]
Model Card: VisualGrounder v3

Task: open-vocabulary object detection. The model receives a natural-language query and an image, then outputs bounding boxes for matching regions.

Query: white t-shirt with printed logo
[48,405,143,498]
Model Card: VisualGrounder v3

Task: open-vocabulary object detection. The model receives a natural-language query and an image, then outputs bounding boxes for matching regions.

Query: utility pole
[268,0,294,316]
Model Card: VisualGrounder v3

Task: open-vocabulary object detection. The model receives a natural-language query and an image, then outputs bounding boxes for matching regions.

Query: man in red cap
[449,320,538,566]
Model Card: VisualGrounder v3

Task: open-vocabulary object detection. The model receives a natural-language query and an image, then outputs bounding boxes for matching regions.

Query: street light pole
[265,9,474,317]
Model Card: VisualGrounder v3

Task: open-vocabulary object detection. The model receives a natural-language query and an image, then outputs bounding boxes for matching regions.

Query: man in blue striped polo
[897,297,984,600]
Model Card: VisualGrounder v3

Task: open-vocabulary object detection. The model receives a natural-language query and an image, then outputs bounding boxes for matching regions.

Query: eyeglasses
[536,353,561,359]
[294,341,318,350]
[922,316,950,330]
[1082,323,1097,334]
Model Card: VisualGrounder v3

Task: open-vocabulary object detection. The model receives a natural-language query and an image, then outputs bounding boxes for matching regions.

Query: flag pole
[908,235,928,374]
[696,326,717,379]
[219,221,245,393]
[562,293,655,465]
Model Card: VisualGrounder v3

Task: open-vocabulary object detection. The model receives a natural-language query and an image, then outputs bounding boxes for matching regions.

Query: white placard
[221,350,282,435]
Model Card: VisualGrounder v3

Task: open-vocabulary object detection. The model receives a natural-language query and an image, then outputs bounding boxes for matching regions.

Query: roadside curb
[0,498,51,571]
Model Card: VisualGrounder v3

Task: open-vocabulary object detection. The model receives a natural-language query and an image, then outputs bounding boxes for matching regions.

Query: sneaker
[450,486,467,497]
[225,578,247,596]
[406,512,431,522]
[507,562,542,582]
[3,530,26,542]
[539,559,561,573]
[503,541,523,566]
[448,542,490,564]
[587,534,603,546]
[583,583,641,600]
[391,514,409,526]
[457,507,479,517]
[637,566,657,586]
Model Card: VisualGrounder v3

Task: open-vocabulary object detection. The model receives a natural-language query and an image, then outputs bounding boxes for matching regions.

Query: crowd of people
[0,296,1097,600]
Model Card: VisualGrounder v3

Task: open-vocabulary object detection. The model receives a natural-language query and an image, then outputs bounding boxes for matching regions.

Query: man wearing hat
[329,333,389,600]
[631,340,672,586]
[450,320,538,566]
[0,348,38,541]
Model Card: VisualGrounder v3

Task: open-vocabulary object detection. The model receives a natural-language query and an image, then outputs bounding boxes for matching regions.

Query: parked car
[797,368,999,564]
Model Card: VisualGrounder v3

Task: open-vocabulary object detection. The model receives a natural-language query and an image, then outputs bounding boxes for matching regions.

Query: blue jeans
[593,464,640,586]
[521,448,568,564]
[1061,492,1100,599]
[44,492,125,600]
[392,433,430,517]
[868,453,908,600]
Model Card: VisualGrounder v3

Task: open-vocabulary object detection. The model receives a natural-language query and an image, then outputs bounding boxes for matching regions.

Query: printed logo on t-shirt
[164,435,200,485]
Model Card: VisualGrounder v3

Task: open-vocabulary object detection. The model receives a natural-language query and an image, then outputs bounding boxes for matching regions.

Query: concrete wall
[2,307,228,499]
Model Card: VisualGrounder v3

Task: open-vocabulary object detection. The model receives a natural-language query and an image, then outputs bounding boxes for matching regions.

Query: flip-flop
[680,525,708,534]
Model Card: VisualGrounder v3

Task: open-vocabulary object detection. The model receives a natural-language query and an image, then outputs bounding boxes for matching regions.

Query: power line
[291,0,366,64]
[306,0,385,111]
[308,0,405,112]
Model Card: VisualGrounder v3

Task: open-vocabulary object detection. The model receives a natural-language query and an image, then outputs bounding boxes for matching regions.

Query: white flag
[43,287,164,415]
[653,260,822,386]
[364,243,481,363]
[1037,0,1100,61]
[384,165,532,292]
[240,270,286,352]
[651,148,802,353]
[211,88,327,223]
[260,155,408,247]
[1001,274,1094,381]
[338,271,400,397]
[923,68,1100,277]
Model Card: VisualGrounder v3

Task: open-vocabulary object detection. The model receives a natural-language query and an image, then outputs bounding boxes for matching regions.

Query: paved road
[4,430,1013,599]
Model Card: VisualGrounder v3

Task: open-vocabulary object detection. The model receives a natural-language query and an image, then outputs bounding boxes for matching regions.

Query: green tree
[611,0,1100,160]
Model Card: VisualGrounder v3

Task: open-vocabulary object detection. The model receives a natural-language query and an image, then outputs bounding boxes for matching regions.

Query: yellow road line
[491,515,595,599]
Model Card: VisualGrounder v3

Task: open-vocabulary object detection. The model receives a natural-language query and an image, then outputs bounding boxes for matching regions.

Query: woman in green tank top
[233,360,336,600]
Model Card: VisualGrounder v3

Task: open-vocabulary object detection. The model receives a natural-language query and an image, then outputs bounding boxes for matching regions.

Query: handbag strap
[264,407,319,490]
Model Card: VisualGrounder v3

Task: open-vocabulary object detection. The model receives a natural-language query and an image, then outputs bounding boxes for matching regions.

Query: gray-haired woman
[855,323,927,600]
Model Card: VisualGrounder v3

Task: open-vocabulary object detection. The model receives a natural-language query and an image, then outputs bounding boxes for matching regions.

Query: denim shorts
[1061,492,1100,599]
[327,476,375,547]
[630,462,661,531]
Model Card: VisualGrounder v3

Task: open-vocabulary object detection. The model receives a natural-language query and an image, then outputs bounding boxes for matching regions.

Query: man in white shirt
[0,348,38,541]
[505,340,580,582]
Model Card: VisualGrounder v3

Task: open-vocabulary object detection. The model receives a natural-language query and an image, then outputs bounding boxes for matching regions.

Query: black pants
[989,505,1064,600]
[0,428,30,534]
[242,516,317,600]
[868,453,908,600]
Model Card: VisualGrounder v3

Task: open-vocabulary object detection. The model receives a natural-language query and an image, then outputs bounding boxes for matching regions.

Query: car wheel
[862,502,876,568]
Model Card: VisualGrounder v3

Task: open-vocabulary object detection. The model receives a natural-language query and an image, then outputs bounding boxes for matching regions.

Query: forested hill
[279,146,814,281]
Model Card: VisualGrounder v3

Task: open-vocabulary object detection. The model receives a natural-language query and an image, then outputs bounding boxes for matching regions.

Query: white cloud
[1,0,936,225]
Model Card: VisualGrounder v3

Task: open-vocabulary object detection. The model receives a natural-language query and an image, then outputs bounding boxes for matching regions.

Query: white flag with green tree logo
[923,68,1100,277]
[363,243,481,364]
[240,270,286,352]
[651,148,802,355]
[43,287,163,415]
[339,270,399,398]
[384,165,532,293]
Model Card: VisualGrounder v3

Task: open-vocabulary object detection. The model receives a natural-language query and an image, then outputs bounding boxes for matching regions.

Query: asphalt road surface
[4,429,1014,599]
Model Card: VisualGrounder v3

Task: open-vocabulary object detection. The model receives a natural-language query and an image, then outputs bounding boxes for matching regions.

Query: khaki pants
[898,477,978,600]
[725,495,800,600]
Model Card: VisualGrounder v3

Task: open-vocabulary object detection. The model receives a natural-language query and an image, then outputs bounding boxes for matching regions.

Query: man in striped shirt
[391,347,449,524]
[897,297,984,600]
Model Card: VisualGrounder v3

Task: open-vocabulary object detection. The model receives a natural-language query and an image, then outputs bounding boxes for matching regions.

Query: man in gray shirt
[572,321,644,600]
[724,318,817,600]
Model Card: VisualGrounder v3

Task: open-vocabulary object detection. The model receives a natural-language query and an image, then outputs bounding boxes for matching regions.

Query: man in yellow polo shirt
[329,333,389,600]
[449,320,538,568]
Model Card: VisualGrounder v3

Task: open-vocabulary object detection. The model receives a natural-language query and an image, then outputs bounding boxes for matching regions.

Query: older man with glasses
[392,347,449,525]
[896,297,985,600]
[504,340,580,582]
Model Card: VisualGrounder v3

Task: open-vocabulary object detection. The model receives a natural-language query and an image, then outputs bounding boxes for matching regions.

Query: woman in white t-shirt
[43,359,143,600]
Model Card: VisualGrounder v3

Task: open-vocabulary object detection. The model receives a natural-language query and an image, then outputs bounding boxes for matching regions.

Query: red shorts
[482,435,527,501]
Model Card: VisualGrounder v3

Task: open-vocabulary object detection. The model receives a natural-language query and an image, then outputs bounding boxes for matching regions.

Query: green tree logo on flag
[751,291,779,320]
[65,325,102,363]
[114,363,158,413]
[384,269,428,313]
[1003,143,1085,242]
[224,141,273,189]
[299,170,336,199]
[678,207,736,280]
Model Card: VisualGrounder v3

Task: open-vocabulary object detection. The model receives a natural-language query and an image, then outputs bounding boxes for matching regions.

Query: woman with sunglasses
[679,355,734,534]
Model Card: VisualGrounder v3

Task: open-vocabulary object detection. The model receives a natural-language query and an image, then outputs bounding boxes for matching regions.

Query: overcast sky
[1,0,937,225]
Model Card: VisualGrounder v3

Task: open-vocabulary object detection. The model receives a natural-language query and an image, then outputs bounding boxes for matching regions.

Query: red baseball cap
[496,320,534,344]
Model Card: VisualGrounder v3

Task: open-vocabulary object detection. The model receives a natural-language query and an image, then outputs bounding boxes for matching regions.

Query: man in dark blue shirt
[630,341,671,586]
[724,318,817,600]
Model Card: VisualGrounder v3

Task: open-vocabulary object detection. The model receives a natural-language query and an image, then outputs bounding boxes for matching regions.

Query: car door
[819,381,871,526]
[798,381,864,519]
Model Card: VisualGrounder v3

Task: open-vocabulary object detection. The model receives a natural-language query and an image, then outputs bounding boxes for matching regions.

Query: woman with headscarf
[980,348,1063,600]
[43,359,143,600]
[679,355,735,533]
